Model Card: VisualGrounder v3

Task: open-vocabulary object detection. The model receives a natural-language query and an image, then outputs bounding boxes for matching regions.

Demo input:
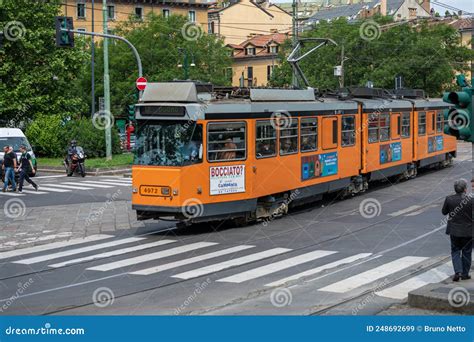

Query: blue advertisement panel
[380,142,402,164]
[301,152,338,181]
[428,136,444,153]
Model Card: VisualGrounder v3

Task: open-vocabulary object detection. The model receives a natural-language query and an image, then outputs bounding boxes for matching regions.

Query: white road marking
[0,192,24,197]
[87,242,218,272]
[265,253,372,287]
[172,248,291,280]
[387,205,421,217]
[14,237,146,264]
[100,179,132,183]
[376,262,452,299]
[62,182,113,188]
[48,240,176,268]
[130,245,255,276]
[39,184,95,191]
[18,189,49,195]
[217,250,337,283]
[318,256,428,293]
[30,185,70,193]
[89,181,130,187]
[35,175,65,179]
[404,204,439,216]
[0,234,112,260]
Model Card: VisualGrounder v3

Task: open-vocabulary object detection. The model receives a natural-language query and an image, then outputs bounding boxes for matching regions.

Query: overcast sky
[270,0,473,14]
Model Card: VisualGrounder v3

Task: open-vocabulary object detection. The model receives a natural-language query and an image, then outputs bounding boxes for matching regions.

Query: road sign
[136,77,147,91]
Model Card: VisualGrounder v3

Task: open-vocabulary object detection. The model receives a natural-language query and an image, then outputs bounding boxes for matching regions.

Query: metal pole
[91,0,95,118]
[103,0,112,160]
[291,0,298,88]
[184,51,189,80]
[340,45,344,88]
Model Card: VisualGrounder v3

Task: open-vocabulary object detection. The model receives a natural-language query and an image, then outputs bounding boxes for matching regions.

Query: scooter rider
[65,139,78,167]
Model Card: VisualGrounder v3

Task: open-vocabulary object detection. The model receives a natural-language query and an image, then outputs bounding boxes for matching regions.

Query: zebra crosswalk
[2,234,452,301]
[0,177,131,197]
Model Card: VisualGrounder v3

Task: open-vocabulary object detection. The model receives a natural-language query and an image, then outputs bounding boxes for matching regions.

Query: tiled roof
[230,33,290,59]
[308,1,377,21]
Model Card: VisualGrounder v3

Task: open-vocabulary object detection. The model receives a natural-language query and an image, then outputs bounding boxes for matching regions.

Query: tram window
[341,115,355,147]
[134,121,203,166]
[256,120,276,158]
[300,118,317,152]
[418,112,426,135]
[379,113,390,141]
[368,113,379,143]
[280,118,298,155]
[207,122,246,162]
[401,112,411,138]
[436,111,443,133]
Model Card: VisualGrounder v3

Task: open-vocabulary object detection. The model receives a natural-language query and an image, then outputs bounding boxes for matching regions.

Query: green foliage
[80,13,232,117]
[270,17,473,97]
[0,0,89,126]
[26,115,121,158]
[63,118,122,158]
[26,114,66,157]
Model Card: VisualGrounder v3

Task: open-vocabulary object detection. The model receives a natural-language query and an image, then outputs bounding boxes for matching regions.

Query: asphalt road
[0,143,471,316]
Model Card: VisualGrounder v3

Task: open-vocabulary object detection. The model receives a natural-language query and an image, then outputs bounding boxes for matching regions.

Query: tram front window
[134,121,203,166]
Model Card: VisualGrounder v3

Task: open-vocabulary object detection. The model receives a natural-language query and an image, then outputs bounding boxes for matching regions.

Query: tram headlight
[132,187,138,194]
[161,187,170,196]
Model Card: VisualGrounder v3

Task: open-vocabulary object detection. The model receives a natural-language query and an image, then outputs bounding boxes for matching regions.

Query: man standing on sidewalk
[17,145,38,193]
[442,179,473,282]
[2,145,17,193]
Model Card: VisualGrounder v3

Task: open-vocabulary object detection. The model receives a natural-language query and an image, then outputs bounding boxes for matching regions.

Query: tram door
[322,116,338,150]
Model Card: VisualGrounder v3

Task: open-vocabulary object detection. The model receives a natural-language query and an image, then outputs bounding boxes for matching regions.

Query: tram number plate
[140,185,169,197]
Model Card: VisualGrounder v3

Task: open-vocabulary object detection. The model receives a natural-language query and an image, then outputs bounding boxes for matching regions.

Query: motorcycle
[64,146,86,177]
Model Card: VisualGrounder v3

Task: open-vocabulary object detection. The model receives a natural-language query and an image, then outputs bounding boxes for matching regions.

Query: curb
[408,283,474,314]
[38,166,132,177]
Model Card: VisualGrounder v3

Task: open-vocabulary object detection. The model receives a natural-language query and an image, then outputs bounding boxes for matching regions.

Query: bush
[26,115,122,158]
[26,114,66,157]
[63,118,122,158]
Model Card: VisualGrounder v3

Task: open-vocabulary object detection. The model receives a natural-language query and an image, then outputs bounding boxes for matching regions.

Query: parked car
[0,128,38,180]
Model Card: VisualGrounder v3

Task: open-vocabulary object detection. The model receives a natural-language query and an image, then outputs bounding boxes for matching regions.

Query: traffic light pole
[103,0,112,161]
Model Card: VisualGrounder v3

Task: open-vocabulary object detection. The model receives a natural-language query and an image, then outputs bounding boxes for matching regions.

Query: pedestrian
[17,145,38,193]
[442,179,473,281]
[2,145,17,193]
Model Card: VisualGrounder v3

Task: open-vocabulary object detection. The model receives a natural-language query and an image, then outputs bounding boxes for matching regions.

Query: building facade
[61,0,210,33]
[208,0,292,45]
[227,32,289,87]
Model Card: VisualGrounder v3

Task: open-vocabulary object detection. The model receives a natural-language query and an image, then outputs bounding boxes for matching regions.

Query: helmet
[71,140,77,147]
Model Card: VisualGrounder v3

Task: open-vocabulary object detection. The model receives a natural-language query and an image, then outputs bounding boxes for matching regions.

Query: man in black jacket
[442,179,473,281]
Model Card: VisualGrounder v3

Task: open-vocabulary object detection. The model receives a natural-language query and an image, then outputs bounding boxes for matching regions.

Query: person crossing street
[17,145,38,193]
[2,145,17,193]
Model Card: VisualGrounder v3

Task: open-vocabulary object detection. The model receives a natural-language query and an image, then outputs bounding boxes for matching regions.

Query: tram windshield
[134,121,203,166]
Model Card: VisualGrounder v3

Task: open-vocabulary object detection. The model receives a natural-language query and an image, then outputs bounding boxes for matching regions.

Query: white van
[0,128,37,177]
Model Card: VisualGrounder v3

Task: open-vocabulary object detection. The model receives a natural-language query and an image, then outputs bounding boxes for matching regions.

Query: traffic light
[443,76,473,143]
[55,16,74,48]
[127,92,139,121]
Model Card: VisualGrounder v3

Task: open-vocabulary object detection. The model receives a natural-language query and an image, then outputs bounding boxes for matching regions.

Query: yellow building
[61,0,210,34]
[208,0,292,45]
[228,32,289,87]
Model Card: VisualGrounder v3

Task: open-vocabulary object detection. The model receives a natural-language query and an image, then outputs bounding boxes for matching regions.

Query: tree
[270,17,473,97]
[0,0,89,126]
[80,13,232,117]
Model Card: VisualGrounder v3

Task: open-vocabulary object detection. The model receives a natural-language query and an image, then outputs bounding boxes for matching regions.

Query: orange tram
[131,82,457,225]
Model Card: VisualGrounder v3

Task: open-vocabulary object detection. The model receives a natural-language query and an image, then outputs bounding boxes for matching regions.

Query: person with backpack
[17,145,38,193]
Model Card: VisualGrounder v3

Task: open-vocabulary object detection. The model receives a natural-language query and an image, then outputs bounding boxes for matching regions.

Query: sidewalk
[0,200,144,252]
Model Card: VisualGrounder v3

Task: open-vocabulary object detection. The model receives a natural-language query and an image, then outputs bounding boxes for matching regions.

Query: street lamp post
[103,0,112,161]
